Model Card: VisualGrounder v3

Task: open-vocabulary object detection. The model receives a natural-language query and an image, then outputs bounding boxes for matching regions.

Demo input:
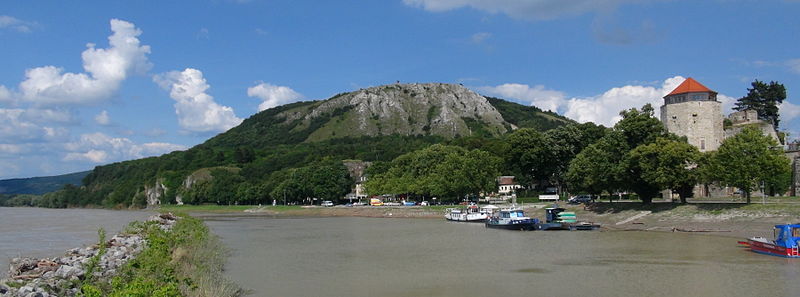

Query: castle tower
[660,78,724,152]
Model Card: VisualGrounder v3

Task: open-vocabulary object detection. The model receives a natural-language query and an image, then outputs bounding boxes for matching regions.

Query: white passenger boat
[444,204,494,222]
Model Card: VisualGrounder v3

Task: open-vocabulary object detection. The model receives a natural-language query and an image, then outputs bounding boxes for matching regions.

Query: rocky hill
[205,83,570,149]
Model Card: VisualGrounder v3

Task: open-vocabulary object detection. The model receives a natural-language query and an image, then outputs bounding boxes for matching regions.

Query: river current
[206,216,800,297]
[0,207,152,274]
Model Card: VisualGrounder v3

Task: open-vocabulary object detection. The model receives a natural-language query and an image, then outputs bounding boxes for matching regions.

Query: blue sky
[1,0,799,179]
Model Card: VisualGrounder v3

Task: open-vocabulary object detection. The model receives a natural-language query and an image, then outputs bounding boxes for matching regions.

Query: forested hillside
[18,83,576,208]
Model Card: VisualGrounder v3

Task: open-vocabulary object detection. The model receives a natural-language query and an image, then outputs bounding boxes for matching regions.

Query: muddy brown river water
[0,207,152,274]
[205,216,800,297]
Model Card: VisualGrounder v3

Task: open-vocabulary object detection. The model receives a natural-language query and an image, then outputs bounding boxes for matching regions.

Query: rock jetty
[0,213,178,297]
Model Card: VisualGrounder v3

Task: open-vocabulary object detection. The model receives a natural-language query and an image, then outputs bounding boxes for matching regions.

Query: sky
[1,0,799,179]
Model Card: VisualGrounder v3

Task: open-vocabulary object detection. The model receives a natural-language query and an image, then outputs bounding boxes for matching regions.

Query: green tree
[233,147,256,164]
[625,138,701,204]
[366,145,500,201]
[567,104,669,203]
[733,80,787,128]
[614,104,667,149]
[504,128,553,188]
[566,132,628,201]
[268,160,351,203]
[208,169,245,205]
[709,127,791,203]
[544,123,609,194]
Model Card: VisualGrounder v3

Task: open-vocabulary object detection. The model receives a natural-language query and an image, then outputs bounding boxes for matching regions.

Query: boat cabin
[773,224,800,248]
[497,209,526,219]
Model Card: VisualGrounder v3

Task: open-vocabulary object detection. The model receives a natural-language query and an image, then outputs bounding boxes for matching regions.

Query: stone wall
[727,109,760,125]
[660,100,724,152]
[724,110,780,143]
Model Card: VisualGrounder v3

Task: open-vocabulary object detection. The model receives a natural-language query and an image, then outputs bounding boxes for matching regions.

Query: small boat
[742,224,800,258]
[485,208,538,230]
[444,204,491,222]
[536,207,600,231]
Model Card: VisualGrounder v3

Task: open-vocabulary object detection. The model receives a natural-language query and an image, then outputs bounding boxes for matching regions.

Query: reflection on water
[0,207,152,274]
[207,216,800,297]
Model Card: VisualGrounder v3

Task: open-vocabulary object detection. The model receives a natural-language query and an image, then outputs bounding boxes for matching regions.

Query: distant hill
[0,171,90,195]
[46,83,576,207]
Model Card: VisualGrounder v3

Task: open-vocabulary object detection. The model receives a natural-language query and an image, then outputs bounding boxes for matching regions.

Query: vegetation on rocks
[0,213,239,297]
[80,214,240,297]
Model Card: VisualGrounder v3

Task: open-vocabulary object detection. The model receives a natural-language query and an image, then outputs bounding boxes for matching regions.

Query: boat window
[793,228,800,238]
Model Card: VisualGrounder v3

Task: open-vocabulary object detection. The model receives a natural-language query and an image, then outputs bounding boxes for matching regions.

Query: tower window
[701,139,705,150]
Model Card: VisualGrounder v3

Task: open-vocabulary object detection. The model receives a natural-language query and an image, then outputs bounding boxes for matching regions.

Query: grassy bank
[81,214,240,297]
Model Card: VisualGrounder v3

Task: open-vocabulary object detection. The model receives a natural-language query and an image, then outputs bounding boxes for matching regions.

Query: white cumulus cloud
[64,132,186,164]
[154,68,243,133]
[780,101,800,123]
[19,19,151,105]
[479,83,565,112]
[564,76,684,126]
[402,0,634,20]
[64,150,109,163]
[95,110,111,125]
[0,108,71,142]
[0,85,12,104]
[247,82,303,111]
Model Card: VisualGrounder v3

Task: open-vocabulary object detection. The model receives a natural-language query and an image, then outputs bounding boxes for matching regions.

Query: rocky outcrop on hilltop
[0,213,178,297]
[280,83,510,141]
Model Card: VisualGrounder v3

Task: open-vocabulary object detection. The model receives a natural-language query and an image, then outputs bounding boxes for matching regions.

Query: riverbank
[160,202,800,239]
[1,213,241,297]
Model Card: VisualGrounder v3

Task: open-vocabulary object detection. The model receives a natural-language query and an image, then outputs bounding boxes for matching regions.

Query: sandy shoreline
[181,202,800,240]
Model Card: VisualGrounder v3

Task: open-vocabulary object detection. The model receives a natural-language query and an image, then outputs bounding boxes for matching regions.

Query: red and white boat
[739,224,800,258]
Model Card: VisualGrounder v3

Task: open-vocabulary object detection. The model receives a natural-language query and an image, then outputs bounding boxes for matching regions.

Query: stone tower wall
[660,101,724,152]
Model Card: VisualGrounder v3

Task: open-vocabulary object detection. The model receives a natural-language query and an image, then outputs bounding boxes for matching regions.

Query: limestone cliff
[143,179,168,206]
[280,83,509,141]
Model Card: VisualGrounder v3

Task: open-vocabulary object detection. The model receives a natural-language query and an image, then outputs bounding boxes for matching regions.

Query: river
[0,207,152,274]
[206,215,800,297]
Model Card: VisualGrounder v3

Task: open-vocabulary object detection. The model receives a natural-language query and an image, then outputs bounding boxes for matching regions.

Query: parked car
[322,201,334,207]
[568,195,593,204]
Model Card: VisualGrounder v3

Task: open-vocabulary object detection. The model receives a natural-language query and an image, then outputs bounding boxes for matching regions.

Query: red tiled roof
[498,176,516,185]
[666,77,717,96]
